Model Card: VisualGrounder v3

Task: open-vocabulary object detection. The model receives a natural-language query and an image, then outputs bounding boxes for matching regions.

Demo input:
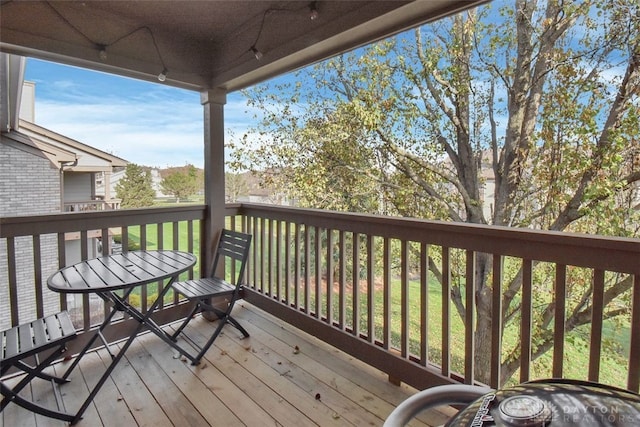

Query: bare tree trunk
[472,253,493,384]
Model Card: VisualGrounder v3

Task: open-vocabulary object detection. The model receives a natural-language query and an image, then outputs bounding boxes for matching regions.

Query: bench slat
[1,311,76,366]
[3,327,19,361]
[18,322,34,354]
[32,318,48,348]
[44,314,63,341]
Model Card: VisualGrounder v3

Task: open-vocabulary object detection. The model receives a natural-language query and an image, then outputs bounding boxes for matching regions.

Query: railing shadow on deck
[1,203,639,394]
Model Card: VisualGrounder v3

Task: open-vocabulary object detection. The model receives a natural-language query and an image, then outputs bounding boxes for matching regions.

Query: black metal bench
[1,311,77,421]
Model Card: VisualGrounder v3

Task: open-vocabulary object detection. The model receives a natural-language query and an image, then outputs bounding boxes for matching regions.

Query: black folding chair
[171,229,252,364]
[1,311,77,421]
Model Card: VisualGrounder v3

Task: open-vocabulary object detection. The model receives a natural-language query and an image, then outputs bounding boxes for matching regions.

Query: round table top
[47,250,197,294]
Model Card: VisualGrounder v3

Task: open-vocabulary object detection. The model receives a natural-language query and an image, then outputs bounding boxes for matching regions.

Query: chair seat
[1,311,76,366]
[172,277,236,300]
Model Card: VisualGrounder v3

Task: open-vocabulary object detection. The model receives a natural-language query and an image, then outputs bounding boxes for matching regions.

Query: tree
[225,172,249,202]
[233,0,640,385]
[160,164,200,203]
[115,164,155,208]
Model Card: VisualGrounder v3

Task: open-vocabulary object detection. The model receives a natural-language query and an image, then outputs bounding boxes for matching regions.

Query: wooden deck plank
[96,343,173,427]
[178,320,337,427]
[1,374,36,426]
[236,302,433,426]
[120,337,210,426]
[161,325,284,426]
[241,308,409,421]
[250,335,384,426]
[76,350,138,427]
[191,320,350,426]
[237,302,455,426]
[221,306,392,426]
[31,366,69,427]
[2,302,456,426]
[134,326,244,426]
[51,353,100,427]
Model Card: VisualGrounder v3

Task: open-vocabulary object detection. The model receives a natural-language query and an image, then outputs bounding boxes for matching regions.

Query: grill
[446,379,640,426]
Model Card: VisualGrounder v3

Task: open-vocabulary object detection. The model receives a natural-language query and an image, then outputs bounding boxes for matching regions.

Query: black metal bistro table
[47,250,198,424]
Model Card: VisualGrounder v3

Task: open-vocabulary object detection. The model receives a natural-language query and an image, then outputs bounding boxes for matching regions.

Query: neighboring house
[0,54,128,328]
[95,167,127,202]
[234,171,293,206]
[18,119,127,214]
[478,150,496,222]
[150,168,170,198]
[97,166,170,200]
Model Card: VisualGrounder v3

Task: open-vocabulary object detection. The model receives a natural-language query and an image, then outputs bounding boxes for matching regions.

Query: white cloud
[34,97,205,167]
[30,90,266,169]
[25,58,262,169]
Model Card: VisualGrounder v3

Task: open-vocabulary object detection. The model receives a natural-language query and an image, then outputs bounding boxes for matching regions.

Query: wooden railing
[63,199,122,212]
[226,204,640,393]
[2,203,639,394]
[0,205,206,353]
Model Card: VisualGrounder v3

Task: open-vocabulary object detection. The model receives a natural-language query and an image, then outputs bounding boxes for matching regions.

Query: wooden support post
[201,89,227,277]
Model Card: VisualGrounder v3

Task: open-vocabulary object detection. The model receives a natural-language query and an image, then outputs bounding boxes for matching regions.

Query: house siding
[64,171,93,202]
[0,142,62,329]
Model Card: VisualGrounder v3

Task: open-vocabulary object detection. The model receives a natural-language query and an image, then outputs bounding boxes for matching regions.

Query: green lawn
[321,274,631,388]
[390,278,630,388]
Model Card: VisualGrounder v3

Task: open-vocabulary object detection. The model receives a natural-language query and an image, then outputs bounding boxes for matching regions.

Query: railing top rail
[237,203,640,274]
[0,205,207,238]
[2,202,638,272]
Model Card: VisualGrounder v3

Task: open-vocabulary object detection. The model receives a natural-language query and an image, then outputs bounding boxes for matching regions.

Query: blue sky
[24,58,253,169]
[23,0,628,170]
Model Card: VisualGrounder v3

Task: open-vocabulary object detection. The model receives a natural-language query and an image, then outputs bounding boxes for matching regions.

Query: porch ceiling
[0,0,487,92]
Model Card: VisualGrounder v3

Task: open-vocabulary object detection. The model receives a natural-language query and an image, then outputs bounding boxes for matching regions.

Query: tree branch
[551,44,640,231]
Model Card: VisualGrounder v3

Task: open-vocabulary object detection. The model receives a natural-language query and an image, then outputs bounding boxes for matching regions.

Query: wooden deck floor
[2,302,455,426]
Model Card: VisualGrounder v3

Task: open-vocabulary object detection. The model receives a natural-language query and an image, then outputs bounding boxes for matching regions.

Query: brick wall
[0,142,62,329]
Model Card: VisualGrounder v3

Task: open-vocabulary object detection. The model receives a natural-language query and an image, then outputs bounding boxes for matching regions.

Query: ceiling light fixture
[98,44,107,61]
[46,3,169,83]
[309,2,319,20]
[245,4,316,63]
[251,46,263,61]
[157,68,168,82]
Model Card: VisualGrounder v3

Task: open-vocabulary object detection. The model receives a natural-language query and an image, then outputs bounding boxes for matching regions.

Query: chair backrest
[211,229,252,287]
